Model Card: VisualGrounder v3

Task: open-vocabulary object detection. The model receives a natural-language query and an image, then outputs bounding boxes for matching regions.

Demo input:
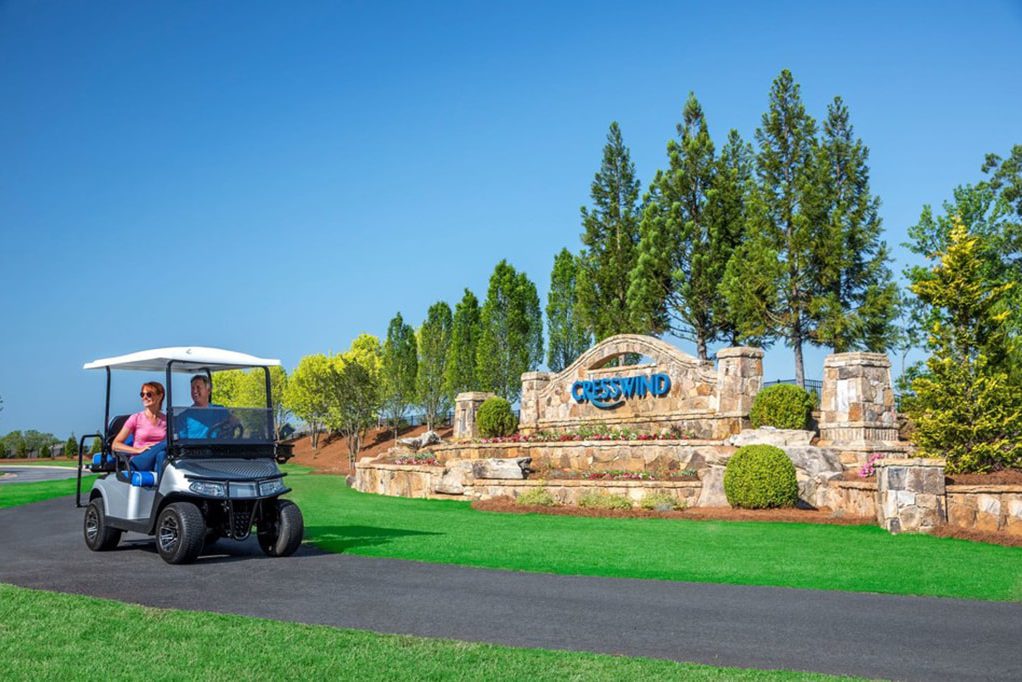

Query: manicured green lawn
[0,475,95,509]
[0,459,79,467]
[4,466,1019,601]
[0,584,863,681]
[286,467,1022,602]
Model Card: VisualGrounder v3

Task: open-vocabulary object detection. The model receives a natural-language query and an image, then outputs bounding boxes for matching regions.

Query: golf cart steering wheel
[209,419,244,440]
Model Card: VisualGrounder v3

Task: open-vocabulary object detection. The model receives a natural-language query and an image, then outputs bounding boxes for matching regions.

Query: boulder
[434,460,474,495]
[472,457,532,480]
[696,465,728,507]
[728,427,814,448]
[397,430,443,452]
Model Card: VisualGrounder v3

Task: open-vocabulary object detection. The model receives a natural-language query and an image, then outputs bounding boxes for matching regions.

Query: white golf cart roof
[83,347,281,373]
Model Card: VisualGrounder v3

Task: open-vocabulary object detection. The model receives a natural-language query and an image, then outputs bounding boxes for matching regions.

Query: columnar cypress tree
[444,289,482,401]
[382,312,418,440]
[476,260,543,403]
[813,96,898,352]
[577,121,643,341]
[629,95,749,358]
[721,69,831,387]
[546,248,591,372]
[416,301,453,430]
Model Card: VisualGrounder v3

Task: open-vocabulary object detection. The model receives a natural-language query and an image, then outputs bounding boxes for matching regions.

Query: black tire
[156,502,206,564]
[84,498,122,551]
[257,499,304,557]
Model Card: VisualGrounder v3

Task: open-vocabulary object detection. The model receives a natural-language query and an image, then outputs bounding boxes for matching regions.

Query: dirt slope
[288,424,452,475]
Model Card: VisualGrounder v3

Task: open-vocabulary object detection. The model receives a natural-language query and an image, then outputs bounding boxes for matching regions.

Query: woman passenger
[113,381,168,473]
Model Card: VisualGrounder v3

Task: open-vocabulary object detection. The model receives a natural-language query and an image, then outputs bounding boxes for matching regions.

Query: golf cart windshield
[172,406,274,445]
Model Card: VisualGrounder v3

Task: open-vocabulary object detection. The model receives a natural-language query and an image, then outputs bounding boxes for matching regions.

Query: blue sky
[1,1,1020,438]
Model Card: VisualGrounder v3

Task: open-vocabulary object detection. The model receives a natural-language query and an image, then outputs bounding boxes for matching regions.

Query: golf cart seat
[88,415,132,473]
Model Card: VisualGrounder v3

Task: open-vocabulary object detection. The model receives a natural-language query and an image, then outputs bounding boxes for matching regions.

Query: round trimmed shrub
[477,397,518,437]
[749,384,815,430]
[723,444,799,509]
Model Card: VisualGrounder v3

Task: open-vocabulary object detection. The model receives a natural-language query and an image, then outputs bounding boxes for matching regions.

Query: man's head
[190,375,212,407]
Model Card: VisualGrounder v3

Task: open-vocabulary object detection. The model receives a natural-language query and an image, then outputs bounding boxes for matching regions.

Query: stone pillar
[875,458,946,533]
[819,353,899,446]
[518,371,551,435]
[716,347,764,417]
[453,392,495,440]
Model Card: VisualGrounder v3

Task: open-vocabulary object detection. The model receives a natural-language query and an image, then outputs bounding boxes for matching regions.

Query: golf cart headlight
[189,480,227,497]
[259,478,286,496]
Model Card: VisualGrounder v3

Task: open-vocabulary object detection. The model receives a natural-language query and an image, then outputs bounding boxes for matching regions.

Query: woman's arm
[111,422,143,454]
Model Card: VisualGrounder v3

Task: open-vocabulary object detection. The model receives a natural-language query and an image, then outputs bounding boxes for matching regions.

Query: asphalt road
[0,465,80,483]
[2,496,1020,681]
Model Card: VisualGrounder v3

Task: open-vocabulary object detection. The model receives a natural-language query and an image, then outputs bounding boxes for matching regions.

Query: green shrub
[639,492,682,511]
[723,444,799,509]
[577,491,633,510]
[749,384,815,430]
[477,397,518,438]
[516,488,557,507]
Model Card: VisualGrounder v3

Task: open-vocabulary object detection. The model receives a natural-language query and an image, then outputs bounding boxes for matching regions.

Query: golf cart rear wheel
[156,502,205,564]
[257,499,304,557]
[84,498,122,551]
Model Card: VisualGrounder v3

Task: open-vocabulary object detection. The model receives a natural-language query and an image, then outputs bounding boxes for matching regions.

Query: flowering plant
[858,452,884,478]
[394,453,439,466]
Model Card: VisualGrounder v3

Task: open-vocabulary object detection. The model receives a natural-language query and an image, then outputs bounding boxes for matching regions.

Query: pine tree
[813,96,898,352]
[416,301,453,430]
[64,434,77,458]
[444,289,482,401]
[720,69,831,386]
[382,312,418,440]
[546,248,591,372]
[476,260,543,403]
[577,122,643,341]
[907,221,1022,472]
[629,95,750,359]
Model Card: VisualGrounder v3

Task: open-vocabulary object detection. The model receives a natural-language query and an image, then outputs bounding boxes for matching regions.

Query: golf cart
[76,347,303,564]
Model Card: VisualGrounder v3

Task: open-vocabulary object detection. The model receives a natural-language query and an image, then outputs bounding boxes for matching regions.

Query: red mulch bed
[288,424,453,475]
[471,497,874,525]
[930,526,1022,548]
[945,470,1022,486]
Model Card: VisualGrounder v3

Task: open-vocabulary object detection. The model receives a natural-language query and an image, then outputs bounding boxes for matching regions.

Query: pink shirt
[125,411,167,450]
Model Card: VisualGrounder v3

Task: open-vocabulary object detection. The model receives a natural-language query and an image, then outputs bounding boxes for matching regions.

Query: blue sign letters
[570,373,671,409]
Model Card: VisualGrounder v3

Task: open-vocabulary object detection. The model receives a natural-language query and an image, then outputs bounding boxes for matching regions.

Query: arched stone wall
[519,334,763,439]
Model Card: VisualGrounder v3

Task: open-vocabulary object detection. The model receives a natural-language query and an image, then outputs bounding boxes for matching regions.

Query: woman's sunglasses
[140,391,159,399]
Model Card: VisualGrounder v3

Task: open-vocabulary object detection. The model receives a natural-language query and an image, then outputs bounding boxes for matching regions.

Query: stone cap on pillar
[455,391,496,402]
[520,371,552,382]
[716,347,764,359]
[875,457,945,468]
[824,352,891,368]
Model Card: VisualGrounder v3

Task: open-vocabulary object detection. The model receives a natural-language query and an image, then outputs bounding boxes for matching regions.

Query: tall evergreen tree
[629,95,750,358]
[907,221,1022,472]
[416,301,453,430]
[813,96,898,352]
[444,289,482,401]
[577,121,643,341]
[720,69,831,386]
[546,248,591,372]
[382,312,418,440]
[476,260,543,402]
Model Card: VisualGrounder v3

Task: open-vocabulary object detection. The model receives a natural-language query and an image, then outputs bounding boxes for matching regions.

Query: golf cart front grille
[229,501,256,540]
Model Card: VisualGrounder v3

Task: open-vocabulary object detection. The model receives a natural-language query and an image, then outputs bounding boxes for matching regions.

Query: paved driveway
[2,496,1020,681]
[0,465,80,483]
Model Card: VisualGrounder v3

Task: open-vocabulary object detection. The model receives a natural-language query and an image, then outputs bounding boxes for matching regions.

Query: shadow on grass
[306,525,443,552]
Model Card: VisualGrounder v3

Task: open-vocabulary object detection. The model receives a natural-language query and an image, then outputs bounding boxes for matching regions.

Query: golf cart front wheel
[156,502,205,565]
[257,499,304,557]
[84,498,122,551]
